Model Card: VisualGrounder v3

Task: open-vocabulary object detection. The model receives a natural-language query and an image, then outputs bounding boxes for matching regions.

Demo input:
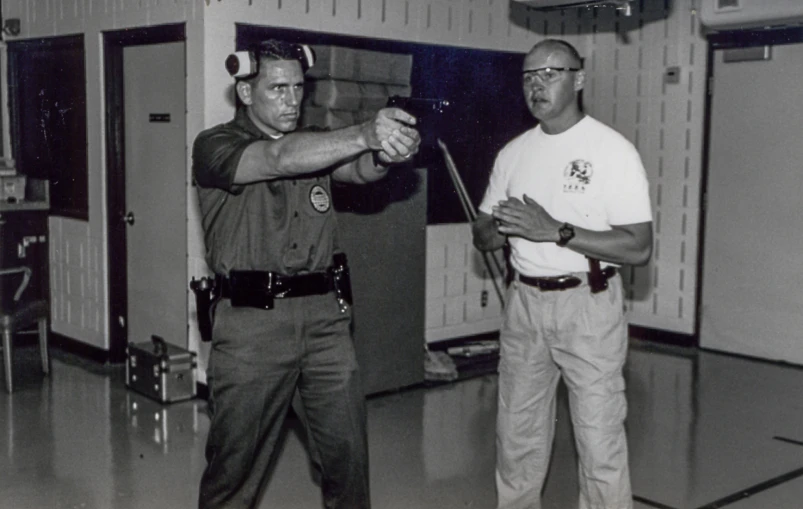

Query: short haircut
[255,40,314,71]
[529,39,583,68]
[253,40,302,65]
[236,39,315,85]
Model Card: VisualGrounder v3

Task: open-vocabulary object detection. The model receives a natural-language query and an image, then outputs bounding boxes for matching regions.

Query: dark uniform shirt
[192,108,339,276]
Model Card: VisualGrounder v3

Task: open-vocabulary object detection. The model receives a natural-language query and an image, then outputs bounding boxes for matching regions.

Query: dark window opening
[8,34,88,220]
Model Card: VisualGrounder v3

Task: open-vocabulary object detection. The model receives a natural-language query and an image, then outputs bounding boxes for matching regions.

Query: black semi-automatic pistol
[386,95,451,125]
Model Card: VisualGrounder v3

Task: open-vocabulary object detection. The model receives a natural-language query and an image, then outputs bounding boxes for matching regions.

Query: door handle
[123,212,135,225]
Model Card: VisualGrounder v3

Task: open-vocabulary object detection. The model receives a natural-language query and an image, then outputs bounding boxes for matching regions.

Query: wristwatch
[556,223,575,247]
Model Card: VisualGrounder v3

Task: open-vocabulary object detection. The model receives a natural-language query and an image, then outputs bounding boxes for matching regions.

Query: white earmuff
[300,45,316,71]
[225,51,258,78]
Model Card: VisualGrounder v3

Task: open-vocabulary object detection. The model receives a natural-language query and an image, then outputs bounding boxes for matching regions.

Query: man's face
[238,59,305,137]
[521,47,584,123]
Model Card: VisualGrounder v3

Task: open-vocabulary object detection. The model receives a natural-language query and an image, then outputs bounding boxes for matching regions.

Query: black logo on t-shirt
[563,159,593,193]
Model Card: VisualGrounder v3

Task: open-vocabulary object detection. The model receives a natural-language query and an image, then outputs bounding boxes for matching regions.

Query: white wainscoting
[425,223,505,344]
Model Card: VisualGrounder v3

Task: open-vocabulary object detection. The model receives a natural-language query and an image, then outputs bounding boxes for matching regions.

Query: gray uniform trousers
[199,293,369,509]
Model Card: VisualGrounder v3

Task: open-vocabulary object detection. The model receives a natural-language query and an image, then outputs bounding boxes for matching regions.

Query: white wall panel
[321,0,390,36]
[457,0,509,44]
[49,217,106,348]
[418,0,462,44]
[425,224,503,343]
[581,0,706,335]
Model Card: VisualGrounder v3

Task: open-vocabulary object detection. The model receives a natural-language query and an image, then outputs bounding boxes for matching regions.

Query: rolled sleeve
[192,127,253,194]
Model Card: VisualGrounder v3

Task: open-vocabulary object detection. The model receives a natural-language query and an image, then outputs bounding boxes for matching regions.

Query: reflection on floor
[1,339,803,509]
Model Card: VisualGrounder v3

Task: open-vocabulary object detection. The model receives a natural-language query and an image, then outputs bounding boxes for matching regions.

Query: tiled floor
[1,339,803,509]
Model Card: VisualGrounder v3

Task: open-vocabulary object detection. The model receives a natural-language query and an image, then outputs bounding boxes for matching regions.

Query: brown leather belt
[518,266,616,292]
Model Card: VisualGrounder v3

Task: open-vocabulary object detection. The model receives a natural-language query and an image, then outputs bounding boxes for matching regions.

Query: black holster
[587,257,609,294]
[190,276,218,343]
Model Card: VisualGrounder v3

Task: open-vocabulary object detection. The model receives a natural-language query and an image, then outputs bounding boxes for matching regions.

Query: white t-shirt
[478,115,652,277]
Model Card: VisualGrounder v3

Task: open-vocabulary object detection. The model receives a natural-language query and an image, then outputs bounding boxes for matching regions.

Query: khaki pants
[496,274,632,509]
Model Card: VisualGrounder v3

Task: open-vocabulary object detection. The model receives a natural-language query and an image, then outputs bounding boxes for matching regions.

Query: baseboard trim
[628,325,697,348]
[426,331,500,351]
[51,332,113,365]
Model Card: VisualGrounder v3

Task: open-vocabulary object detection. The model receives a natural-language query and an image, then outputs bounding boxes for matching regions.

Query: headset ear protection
[225,51,258,79]
[225,44,316,78]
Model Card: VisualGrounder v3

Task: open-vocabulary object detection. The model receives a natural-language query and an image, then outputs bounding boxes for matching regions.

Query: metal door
[122,42,187,348]
[701,42,803,364]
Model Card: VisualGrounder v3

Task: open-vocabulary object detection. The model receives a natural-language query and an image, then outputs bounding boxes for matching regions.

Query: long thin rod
[437,139,505,307]
[437,139,476,221]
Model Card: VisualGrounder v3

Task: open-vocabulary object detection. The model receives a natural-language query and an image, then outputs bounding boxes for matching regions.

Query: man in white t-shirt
[473,39,653,509]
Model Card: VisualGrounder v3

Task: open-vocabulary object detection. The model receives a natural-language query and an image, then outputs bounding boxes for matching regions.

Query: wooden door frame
[104,23,185,363]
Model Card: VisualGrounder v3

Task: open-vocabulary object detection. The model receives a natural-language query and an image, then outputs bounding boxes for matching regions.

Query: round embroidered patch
[309,184,331,213]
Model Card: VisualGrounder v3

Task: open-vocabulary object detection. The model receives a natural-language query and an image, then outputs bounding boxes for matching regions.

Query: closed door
[122,42,187,347]
[701,42,803,364]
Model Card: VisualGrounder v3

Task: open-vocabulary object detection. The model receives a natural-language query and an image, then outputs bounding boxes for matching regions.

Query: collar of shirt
[232,107,279,140]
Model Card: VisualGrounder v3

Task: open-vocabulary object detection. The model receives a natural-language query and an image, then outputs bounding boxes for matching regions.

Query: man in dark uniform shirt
[192,39,421,509]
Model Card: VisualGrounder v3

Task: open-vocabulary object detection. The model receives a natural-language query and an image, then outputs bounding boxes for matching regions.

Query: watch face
[558,223,575,245]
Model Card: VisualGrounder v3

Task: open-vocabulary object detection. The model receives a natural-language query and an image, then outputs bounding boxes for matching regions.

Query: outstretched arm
[234,108,420,185]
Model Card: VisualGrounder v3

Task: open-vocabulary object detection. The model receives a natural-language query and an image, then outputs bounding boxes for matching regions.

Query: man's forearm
[472,214,506,252]
[266,124,372,177]
[232,123,376,185]
[559,222,653,266]
[332,152,390,184]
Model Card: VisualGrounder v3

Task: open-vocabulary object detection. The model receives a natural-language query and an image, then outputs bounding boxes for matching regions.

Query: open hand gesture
[492,194,561,243]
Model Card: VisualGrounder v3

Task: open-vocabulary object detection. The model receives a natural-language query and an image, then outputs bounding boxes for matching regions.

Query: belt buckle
[270,272,292,298]
[229,270,275,309]
[546,275,580,291]
[557,277,576,290]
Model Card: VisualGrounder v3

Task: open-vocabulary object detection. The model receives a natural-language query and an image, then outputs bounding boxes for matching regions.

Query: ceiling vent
[511,0,633,15]
[700,0,803,30]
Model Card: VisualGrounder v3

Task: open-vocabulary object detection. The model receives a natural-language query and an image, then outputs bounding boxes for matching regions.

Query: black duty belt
[189,255,352,342]
[216,254,353,311]
[518,266,616,292]
[219,271,333,300]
